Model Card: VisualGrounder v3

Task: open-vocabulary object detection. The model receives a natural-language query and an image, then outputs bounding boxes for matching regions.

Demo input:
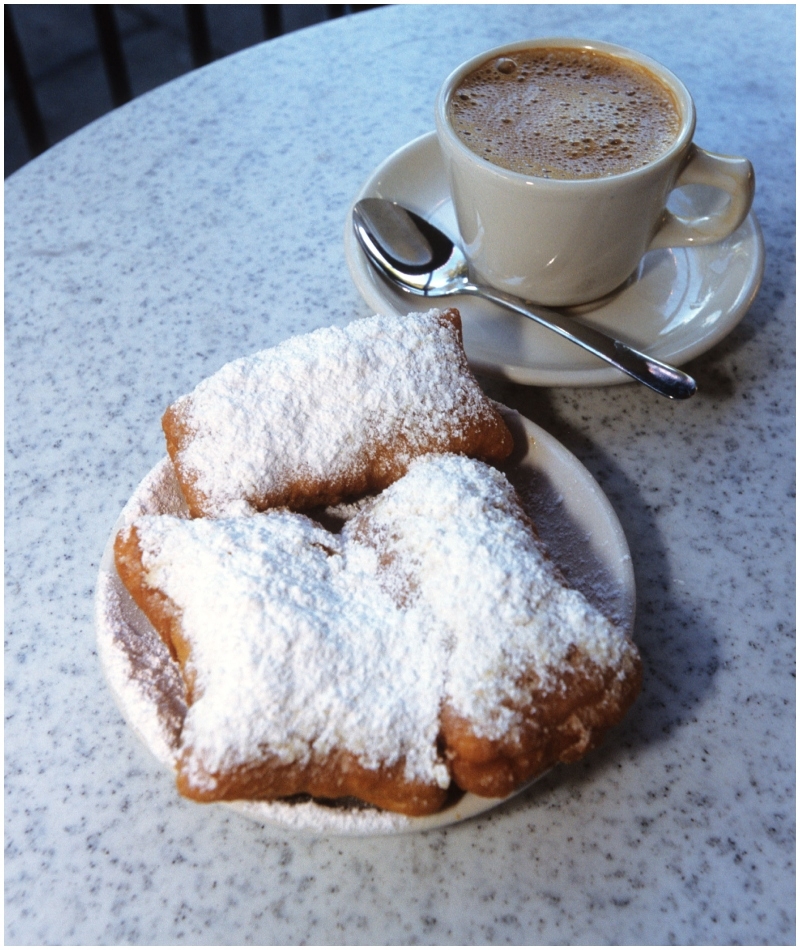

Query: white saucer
[345,132,765,387]
[95,409,635,836]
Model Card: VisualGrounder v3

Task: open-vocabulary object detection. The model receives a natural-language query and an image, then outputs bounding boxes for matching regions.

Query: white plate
[95,410,635,836]
[345,131,765,387]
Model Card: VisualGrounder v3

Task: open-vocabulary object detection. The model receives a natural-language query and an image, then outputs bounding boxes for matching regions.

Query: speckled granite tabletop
[5,4,794,945]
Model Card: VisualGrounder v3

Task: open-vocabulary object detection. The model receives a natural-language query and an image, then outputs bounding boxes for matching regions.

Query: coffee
[448,47,681,180]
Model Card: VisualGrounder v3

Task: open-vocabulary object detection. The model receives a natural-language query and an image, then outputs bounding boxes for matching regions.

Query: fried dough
[114,455,641,814]
[162,308,513,518]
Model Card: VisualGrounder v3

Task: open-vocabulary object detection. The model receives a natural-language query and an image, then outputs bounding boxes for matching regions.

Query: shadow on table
[476,379,724,785]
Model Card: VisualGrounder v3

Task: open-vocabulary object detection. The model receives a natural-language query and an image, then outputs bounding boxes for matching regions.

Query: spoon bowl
[353,199,469,294]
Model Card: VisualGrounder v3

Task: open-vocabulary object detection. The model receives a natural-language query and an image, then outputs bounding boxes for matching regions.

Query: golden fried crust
[175,749,448,817]
[114,524,448,817]
[441,648,643,798]
[114,526,198,701]
[162,309,514,518]
[160,410,205,520]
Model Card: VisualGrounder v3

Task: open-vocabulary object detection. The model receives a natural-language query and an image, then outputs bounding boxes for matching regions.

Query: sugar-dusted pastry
[345,454,642,799]
[114,454,641,815]
[114,509,452,816]
[162,308,513,518]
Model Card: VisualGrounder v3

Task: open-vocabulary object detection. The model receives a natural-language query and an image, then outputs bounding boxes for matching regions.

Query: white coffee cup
[435,38,755,307]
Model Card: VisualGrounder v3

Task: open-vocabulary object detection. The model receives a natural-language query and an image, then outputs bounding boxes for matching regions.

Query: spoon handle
[465,283,697,399]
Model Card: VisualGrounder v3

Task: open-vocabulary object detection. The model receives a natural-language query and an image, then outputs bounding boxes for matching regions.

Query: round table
[5,5,794,944]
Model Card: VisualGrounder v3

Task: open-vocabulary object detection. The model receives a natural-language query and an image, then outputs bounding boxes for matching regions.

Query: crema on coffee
[448,47,681,180]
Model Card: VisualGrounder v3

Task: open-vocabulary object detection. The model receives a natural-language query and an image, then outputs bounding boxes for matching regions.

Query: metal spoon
[352,198,697,399]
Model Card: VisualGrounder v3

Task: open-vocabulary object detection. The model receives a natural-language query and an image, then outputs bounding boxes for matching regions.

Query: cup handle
[649,144,755,249]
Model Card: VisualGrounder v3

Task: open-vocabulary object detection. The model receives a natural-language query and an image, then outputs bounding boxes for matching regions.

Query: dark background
[5,4,379,178]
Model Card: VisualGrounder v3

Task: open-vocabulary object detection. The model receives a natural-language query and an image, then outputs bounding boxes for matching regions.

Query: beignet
[114,454,641,815]
[345,454,642,800]
[162,308,513,518]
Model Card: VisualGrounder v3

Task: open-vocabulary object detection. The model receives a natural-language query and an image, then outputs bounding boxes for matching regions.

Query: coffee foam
[448,47,681,180]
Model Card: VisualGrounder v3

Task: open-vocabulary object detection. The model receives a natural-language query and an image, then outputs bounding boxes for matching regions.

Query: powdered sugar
[346,454,632,738]
[119,456,191,528]
[95,568,186,766]
[231,798,410,834]
[96,565,412,834]
[168,309,505,516]
[127,455,633,794]
[133,510,449,790]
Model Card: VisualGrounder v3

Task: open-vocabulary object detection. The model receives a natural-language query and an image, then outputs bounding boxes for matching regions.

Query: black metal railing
[4,4,382,176]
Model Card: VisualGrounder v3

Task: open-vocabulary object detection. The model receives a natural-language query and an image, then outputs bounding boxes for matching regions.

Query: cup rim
[435,37,696,185]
